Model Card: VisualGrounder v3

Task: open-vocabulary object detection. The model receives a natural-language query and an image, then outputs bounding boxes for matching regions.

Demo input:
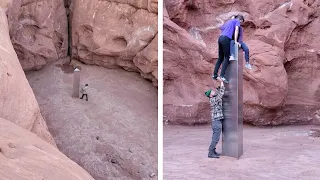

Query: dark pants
[209,119,222,152]
[80,94,88,101]
[213,35,231,78]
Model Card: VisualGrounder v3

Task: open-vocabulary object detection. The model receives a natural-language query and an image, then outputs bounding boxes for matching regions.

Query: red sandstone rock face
[0,118,94,180]
[164,0,320,125]
[5,0,158,85]
[6,0,68,71]
[133,34,158,85]
[0,7,56,146]
[71,0,158,86]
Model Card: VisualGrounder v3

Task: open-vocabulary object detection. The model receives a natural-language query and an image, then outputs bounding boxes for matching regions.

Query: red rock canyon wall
[0,6,56,145]
[6,0,158,86]
[71,0,158,86]
[164,0,320,125]
[7,0,68,70]
[0,117,94,180]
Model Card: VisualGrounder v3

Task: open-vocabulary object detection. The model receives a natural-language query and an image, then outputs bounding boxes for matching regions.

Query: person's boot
[208,151,219,158]
[214,150,221,156]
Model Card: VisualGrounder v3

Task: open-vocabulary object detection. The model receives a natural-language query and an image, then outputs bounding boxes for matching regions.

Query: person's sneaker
[229,55,236,61]
[212,75,218,80]
[219,76,229,84]
[245,63,253,70]
[208,152,219,158]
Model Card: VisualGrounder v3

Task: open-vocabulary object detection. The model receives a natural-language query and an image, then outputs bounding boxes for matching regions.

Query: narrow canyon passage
[2,0,158,179]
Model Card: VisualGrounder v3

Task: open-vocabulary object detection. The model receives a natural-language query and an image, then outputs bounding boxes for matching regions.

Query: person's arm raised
[234,26,239,45]
[234,19,241,47]
[216,82,225,100]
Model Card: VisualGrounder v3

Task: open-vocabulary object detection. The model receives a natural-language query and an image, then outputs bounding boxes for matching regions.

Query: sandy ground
[164,124,320,180]
[26,61,158,180]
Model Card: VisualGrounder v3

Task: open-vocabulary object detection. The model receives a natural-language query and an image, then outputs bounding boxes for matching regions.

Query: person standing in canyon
[205,80,225,158]
[229,15,253,70]
[213,15,245,83]
[80,84,89,101]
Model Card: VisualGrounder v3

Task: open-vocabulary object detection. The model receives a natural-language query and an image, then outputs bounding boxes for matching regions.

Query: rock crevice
[6,0,158,86]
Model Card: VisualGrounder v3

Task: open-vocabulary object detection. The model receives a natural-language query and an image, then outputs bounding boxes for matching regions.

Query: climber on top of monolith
[212,15,245,83]
[229,15,253,70]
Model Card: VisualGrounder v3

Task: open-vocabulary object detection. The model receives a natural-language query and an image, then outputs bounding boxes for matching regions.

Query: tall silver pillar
[222,46,243,159]
[73,68,80,97]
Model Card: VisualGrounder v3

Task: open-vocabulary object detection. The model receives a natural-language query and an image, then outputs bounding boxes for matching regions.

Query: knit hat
[205,89,212,97]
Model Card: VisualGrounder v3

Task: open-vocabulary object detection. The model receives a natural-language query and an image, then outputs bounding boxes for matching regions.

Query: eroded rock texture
[164,0,320,125]
[0,117,94,180]
[71,0,158,86]
[0,7,56,146]
[4,0,158,85]
[6,0,68,70]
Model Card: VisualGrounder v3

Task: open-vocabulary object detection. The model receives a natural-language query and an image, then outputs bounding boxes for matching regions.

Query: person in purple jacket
[229,15,253,70]
[212,15,245,83]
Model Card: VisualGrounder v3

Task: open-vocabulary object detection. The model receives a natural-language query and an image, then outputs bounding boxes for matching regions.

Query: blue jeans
[230,40,249,63]
[209,119,222,152]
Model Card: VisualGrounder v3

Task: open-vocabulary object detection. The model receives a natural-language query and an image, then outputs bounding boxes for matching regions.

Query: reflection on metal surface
[222,47,243,159]
[73,68,80,98]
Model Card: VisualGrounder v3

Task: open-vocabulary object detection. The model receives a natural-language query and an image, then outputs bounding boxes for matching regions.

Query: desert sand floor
[26,60,158,180]
[164,124,320,180]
